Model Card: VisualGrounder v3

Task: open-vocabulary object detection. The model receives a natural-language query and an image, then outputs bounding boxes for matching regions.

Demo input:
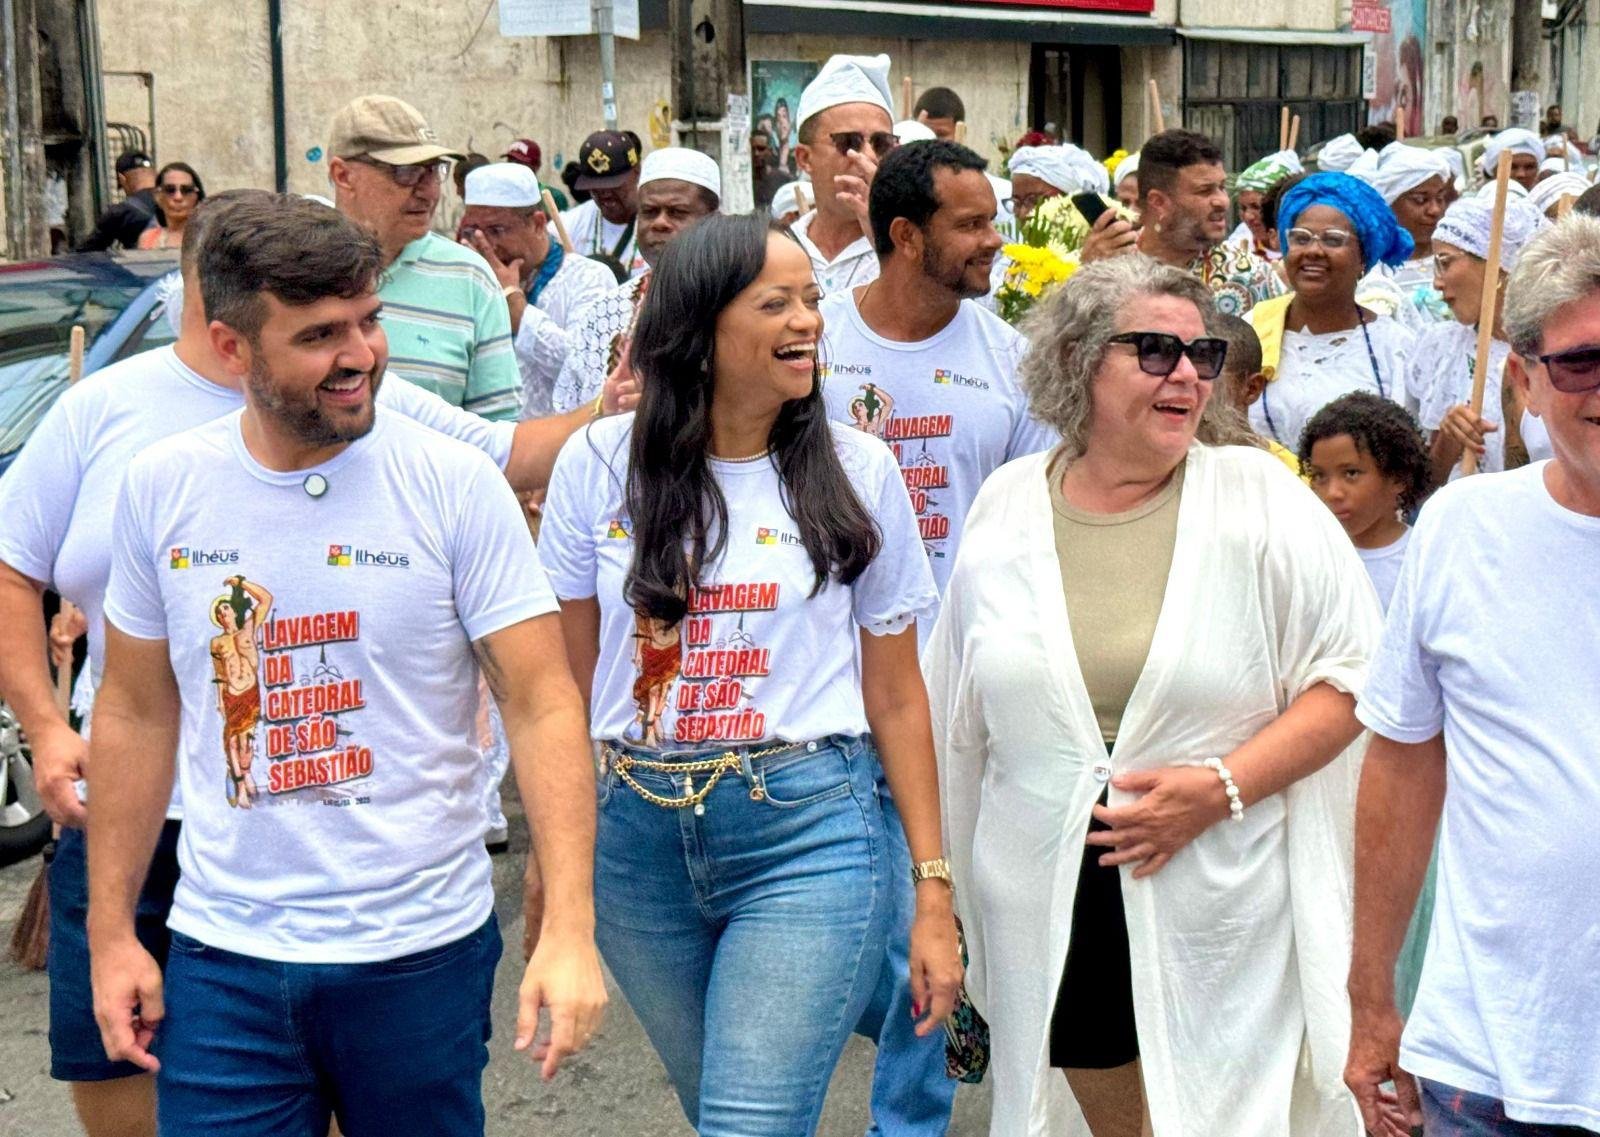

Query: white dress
[1249,315,1414,449]
[926,443,1380,1137]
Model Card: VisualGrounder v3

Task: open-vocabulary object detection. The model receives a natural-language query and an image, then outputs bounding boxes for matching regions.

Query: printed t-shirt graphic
[104,408,555,962]
[538,415,938,748]
[819,291,1057,599]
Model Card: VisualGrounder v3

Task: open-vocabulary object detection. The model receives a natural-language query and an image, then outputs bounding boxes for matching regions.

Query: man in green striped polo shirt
[328,95,521,421]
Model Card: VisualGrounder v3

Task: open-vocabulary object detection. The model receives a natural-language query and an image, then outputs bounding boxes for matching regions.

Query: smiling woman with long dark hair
[538,212,963,1137]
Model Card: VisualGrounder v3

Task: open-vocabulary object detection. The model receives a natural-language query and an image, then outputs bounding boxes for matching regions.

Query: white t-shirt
[1355,527,1409,612]
[1407,320,1510,479]
[791,210,880,298]
[0,347,514,818]
[560,200,645,278]
[538,414,937,749]
[104,409,552,963]
[1249,315,1415,448]
[818,292,1056,605]
[1522,408,1554,461]
[1356,462,1600,1129]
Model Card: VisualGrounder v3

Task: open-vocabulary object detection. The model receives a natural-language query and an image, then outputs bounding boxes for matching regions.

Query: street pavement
[0,787,991,1136]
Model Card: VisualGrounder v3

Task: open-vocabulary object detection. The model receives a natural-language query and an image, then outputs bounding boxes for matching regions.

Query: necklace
[707,448,772,463]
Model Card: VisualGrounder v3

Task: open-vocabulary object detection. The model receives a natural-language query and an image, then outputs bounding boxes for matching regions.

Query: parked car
[0,250,179,864]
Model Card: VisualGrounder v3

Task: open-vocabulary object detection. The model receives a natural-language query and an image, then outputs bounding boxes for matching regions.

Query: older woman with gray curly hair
[925,254,1385,1137]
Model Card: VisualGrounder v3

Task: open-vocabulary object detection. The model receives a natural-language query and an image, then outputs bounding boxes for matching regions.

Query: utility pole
[593,0,618,131]
[1509,0,1544,130]
[669,0,751,212]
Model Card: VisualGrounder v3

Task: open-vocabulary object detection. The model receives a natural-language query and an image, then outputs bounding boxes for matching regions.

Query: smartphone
[1071,191,1112,226]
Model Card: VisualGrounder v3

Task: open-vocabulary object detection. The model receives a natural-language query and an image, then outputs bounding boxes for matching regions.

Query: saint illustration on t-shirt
[630,611,682,748]
[208,575,273,808]
[848,383,894,439]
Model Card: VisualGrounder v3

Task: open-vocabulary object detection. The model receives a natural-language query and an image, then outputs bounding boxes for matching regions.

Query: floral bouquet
[994,194,1095,325]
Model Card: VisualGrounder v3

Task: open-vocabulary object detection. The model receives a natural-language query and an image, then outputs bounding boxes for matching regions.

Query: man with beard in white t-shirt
[822,139,1056,606]
[1346,214,1600,1137]
[0,190,631,1137]
[818,138,1057,1137]
[85,194,606,1136]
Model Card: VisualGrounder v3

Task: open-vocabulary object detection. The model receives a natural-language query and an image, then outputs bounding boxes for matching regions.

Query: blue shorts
[155,914,502,1137]
[48,820,182,1081]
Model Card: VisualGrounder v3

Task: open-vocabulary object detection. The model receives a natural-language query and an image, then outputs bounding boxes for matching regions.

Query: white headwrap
[1527,171,1591,216]
[1113,151,1140,188]
[1362,142,1452,204]
[797,54,893,132]
[1235,149,1303,193]
[1345,148,1381,182]
[1007,143,1110,195]
[769,180,804,220]
[1479,128,1546,176]
[463,163,543,207]
[893,119,937,144]
[639,147,722,201]
[1539,156,1569,177]
[1317,134,1365,172]
[1475,178,1530,202]
[1433,194,1549,271]
[1438,149,1467,191]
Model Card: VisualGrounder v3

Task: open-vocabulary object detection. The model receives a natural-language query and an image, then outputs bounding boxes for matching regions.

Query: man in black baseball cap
[563,129,646,277]
[78,150,162,251]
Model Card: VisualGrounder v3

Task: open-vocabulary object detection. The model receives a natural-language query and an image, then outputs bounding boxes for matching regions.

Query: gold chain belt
[602,742,802,809]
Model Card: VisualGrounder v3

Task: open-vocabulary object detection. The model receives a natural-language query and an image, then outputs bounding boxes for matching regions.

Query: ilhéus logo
[169,546,240,570]
[327,543,409,568]
[755,525,802,547]
[932,368,990,390]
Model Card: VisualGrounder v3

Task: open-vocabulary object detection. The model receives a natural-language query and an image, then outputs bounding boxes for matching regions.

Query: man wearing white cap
[327,94,521,421]
[550,148,721,414]
[1480,128,1546,192]
[791,53,898,296]
[458,163,616,418]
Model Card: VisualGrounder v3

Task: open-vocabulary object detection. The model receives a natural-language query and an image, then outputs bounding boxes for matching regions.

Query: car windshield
[0,253,178,463]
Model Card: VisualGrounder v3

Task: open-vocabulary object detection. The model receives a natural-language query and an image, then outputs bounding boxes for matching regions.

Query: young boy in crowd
[1213,313,1300,474]
[1298,391,1431,611]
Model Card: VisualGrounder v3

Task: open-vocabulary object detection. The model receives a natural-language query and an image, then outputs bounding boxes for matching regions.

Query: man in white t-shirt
[822,139,1057,607]
[790,54,898,297]
[560,130,646,278]
[457,163,616,417]
[85,194,605,1135]
[0,189,629,1135]
[818,139,1055,1137]
[1346,214,1600,1136]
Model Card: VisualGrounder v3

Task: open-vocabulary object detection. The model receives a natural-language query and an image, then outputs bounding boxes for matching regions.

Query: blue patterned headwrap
[1278,171,1414,272]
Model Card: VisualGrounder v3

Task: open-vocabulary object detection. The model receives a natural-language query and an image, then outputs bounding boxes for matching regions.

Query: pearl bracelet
[1203,757,1245,822]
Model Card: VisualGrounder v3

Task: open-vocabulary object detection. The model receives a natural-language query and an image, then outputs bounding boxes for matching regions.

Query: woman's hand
[1087,765,1231,879]
[907,883,963,1038]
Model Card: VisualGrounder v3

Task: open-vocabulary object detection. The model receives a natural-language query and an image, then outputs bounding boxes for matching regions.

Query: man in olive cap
[327,94,521,420]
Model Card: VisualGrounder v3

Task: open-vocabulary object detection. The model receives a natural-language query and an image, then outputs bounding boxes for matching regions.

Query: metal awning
[1178,26,1371,47]
[742,0,1175,44]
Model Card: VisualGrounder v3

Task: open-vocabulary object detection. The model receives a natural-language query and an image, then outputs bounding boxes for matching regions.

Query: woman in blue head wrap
[1246,172,1419,449]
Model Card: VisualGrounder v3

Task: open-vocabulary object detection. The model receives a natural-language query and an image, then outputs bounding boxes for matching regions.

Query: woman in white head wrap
[1355,143,1455,329]
[1403,193,1549,484]
[1478,128,1546,191]
[1527,170,1590,219]
[1112,151,1140,210]
[1006,143,1108,221]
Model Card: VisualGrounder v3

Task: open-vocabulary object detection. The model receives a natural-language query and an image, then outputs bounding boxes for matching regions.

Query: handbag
[944,914,991,1083]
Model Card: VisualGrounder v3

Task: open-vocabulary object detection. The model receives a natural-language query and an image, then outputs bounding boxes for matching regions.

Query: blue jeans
[1421,1079,1598,1136]
[595,734,891,1137]
[853,774,959,1136]
[155,914,501,1137]
[48,820,182,1081]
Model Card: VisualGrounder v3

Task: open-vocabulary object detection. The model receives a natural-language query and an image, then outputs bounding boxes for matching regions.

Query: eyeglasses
[350,156,448,187]
[1106,332,1228,381]
[159,184,198,198]
[1528,343,1600,394]
[1286,227,1354,251]
[1002,193,1051,215]
[829,131,900,158]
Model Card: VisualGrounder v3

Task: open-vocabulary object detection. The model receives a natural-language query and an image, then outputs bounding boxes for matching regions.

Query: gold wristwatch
[911,857,953,887]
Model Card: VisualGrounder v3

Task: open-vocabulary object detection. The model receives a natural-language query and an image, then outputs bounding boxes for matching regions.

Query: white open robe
[925,443,1382,1137]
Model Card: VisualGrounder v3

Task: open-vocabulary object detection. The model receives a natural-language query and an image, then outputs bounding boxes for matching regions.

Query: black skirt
[1048,787,1140,1069]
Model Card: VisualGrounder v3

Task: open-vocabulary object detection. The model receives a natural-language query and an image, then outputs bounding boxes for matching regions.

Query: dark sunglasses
[159,183,199,197]
[1107,332,1228,380]
[350,156,448,187]
[829,130,900,158]
[1529,344,1600,394]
